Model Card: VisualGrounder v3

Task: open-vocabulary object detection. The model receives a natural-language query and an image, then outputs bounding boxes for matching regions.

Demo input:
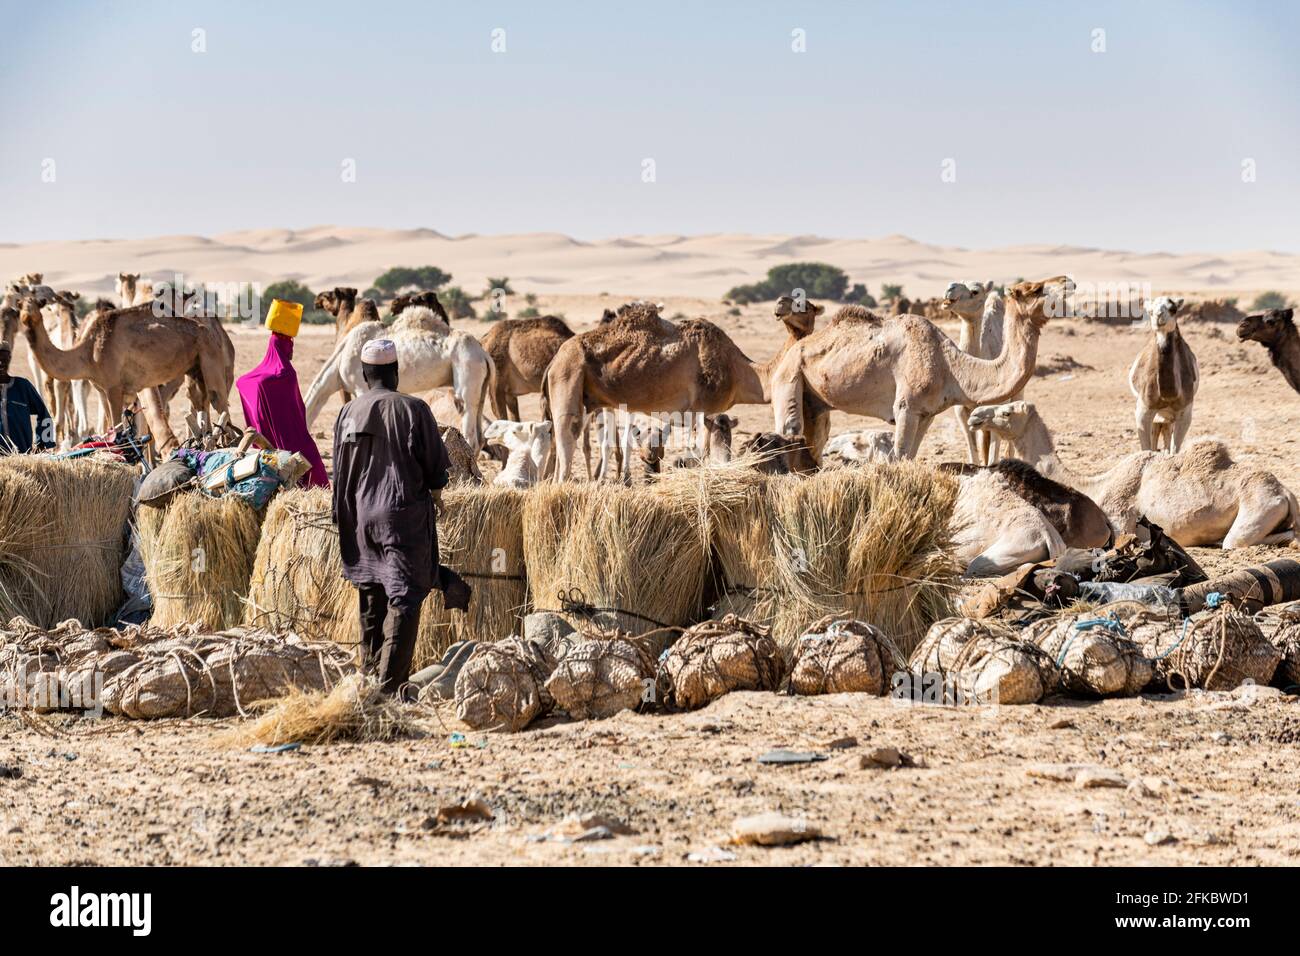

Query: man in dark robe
[332,338,450,694]
[0,342,55,455]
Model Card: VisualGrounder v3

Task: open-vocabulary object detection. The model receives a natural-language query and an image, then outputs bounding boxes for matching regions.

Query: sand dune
[2,226,1298,301]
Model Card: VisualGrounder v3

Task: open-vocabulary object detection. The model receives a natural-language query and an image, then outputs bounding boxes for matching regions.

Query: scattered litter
[687,846,738,863]
[757,749,827,765]
[249,742,301,754]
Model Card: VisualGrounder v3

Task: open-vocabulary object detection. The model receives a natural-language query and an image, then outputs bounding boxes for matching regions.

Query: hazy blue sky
[2,0,1296,250]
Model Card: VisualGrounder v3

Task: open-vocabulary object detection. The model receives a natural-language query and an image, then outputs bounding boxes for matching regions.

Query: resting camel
[952,468,1066,577]
[823,429,895,465]
[391,291,451,325]
[944,280,1009,464]
[967,401,1298,548]
[483,420,555,488]
[770,277,1068,462]
[544,298,823,481]
[19,296,234,453]
[303,306,493,450]
[482,315,575,420]
[1129,296,1198,452]
[1237,308,1300,394]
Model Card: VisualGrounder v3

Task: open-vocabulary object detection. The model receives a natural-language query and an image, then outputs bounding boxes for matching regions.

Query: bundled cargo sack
[789,615,905,696]
[656,615,785,711]
[544,635,655,721]
[1255,602,1300,688]
[1022,609,1153,697]
[909,618,1057,705]
[453,637,557,732]
[1133,596,1281,691]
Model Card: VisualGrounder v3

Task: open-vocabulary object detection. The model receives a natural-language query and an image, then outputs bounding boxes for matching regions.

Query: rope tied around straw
[556,586,675,631]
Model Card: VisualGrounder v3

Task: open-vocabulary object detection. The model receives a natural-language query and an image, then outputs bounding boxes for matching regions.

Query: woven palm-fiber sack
[1138,603,1281,691]
[1251,602,1300,689]
[454,637,556,732]
[204,639,352,714]
[1022,613,1153,698]
[909,618,1056,705]
[789,615,906,696]
[544,635,654,721]
[656,615,785,711]
[107,645,224,718]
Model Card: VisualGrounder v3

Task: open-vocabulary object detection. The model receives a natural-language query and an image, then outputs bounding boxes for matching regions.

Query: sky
[1,0,1297,251]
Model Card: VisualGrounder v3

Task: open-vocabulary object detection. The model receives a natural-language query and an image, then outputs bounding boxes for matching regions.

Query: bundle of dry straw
[0,456,134,627]
[523,480,710,635]
[765,462,958,652]
[245,486,529,670]
[136,492,264,630]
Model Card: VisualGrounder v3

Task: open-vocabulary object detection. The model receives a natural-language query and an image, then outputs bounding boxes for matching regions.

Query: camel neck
[944,301,1039,406]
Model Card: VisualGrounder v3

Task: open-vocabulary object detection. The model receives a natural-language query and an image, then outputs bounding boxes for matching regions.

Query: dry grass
[413,485,529,669]
[136,492,264,630]
[244,488,356,646]
[216,674,432,747]
[523,480,711,634]
[767,462,959,653]
[245,486,529,670]
[0,456,134,627]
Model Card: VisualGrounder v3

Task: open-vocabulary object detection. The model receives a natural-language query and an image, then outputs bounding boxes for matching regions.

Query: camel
[737,432,816,475]
[391,291,450,325]
[943,280,1010,464]
[823,429,895,464]
[314,288,378,342]
[953,468,1066,577]
[1129,296,1198,452]
[663,414,737,471]
[483,420,554,488]
[481,315,575,420]
[1237,308,1300,394]
[18,296,234,454]
[967,401,1298,548]
[544,298,823,481]
[115,273,153,307]
[29,291,90,444]
[769,276,1068,462]
[303,306,494,450]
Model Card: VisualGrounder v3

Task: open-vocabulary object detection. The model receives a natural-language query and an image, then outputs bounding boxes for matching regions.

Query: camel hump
[1180,438,1234,472]
[829,304,883,325]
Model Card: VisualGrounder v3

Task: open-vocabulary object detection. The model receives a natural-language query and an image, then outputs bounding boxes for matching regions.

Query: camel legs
[965,529,1060,578]
[139,387,178,454]
[892,403,934,460]
[1222,489,1295,549]
[955,406,980,464]
[547,367,586,482]
[1135,405,1157,451]
[1168,405,1194,454]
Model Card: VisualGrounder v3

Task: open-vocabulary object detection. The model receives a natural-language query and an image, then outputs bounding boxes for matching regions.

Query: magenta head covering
[236,332,329,488]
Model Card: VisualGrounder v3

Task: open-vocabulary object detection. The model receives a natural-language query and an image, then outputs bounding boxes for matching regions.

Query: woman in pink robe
[236,332,329,488]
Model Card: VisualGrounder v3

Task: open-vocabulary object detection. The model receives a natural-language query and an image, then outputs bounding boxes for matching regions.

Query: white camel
[483,419,554,488]
[944,280,1010,464]
[303,305,494,449]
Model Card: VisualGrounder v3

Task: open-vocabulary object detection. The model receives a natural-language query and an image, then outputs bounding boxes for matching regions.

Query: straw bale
[657,615,785,711]
[1135,603,1281,691]
[544,634,654,720]
[217,673,424,747]
[523,481,709,635]
[789,615,906,696]
[454,636,556,732]
[1022,610,1154,697]
[0,457,134,627]
[909,618,1056,705]
[136,491,264,630]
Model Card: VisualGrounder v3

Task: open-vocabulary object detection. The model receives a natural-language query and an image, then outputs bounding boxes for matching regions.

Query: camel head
[1143,296,1184,333]
[484,419,554,475]
[824,429,895,463]
[1237,307,1294,347]
[391,290,450,324]
[16,295,50,338]
[773,295,824,336]
[314,287,358,317]
[967,400,1032,441]
[942,280,992,321]
[1007,276,1073,327]
[702,413,738,452]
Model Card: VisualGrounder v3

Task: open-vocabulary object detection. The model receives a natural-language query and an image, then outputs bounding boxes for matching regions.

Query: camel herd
[4,270,1299,578]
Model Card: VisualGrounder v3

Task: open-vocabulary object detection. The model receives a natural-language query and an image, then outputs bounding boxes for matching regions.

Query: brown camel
[314,288,378,341]
[544,299,822,480]
[1129,296,1198,451]
[1237,307,1300,394]
[984,458,1112,549]
[19,296,234,453]
[770,277,1069,461]
[482,315,575,420]
[391,291,451,325]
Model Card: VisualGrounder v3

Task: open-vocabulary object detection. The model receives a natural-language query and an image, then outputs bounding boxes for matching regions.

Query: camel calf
[484,420,554,488]
[1129,296,1198,452]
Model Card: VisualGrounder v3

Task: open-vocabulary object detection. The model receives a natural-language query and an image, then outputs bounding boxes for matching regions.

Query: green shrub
[726,261,849,304]
[372,266,451,295]
[1252,291,1292,311]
